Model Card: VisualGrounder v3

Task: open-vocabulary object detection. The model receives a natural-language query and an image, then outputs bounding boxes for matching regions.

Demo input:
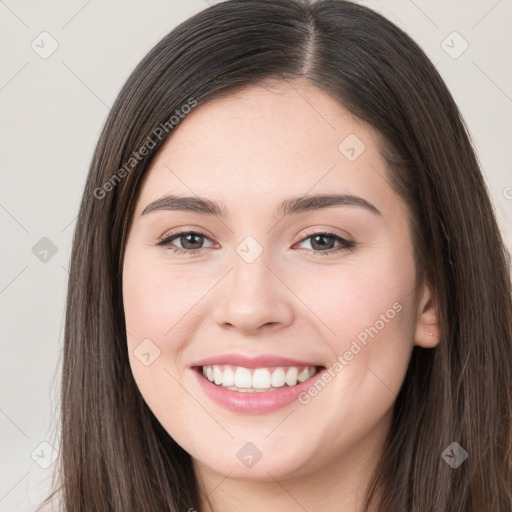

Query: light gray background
[1,0,511,510]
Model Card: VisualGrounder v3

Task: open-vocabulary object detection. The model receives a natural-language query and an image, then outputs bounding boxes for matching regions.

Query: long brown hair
[40,1,512,510]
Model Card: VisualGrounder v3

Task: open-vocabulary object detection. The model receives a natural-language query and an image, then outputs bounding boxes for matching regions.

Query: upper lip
[191,354,324,369]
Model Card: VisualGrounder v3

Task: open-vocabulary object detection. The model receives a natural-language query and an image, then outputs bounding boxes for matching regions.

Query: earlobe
[419,328,439,348]
[413,281,440,348]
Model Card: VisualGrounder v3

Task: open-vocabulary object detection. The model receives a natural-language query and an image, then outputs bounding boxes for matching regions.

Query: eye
[156,228,355,257]
[295,229,355,255]
[156,229,214,256]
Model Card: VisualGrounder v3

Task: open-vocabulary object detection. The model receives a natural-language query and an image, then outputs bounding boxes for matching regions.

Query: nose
[212,250,295,335]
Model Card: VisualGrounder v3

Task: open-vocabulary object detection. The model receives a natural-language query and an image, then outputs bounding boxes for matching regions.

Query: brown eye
[296,230,355,255]
[175,233,205,250]
[309,234,337,250]
[156,229,214,255]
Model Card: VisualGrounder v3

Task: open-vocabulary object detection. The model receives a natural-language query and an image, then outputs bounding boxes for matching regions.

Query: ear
[413,280,440,348]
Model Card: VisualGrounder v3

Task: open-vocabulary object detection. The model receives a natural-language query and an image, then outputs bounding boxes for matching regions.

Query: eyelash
[156,228,356,257]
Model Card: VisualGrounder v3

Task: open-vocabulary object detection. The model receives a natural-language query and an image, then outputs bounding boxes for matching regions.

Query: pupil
[183,233,202,249]
[312,235,333,250]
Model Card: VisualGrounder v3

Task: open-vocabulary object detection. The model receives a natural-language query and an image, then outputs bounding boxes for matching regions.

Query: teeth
[200,364,319,391]
[213,365,223,385]
[298,368,310,383]
[252,369,271,389]
[234,367,252,388]
[271,368,286,387]
[285,367,298,386]
[222,366,235,386]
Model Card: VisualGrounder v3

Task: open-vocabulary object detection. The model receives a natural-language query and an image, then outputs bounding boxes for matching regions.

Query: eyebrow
[140,193,382,217]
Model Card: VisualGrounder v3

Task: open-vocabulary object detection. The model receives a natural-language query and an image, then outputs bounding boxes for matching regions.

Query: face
[122,79,438,483]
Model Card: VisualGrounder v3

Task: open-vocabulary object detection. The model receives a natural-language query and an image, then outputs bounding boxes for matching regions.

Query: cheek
[294,251,417,390]
[290,256,416,450]
[122,251,181,390]
[122,257,205,440]
[122,253,200,340]
[298,252,414,339]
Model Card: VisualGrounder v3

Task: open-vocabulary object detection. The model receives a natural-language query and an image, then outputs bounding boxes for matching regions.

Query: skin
[122,78,440,512]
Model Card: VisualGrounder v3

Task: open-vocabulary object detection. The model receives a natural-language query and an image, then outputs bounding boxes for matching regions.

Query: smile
[200,364,320,392]
[191,357,327,413]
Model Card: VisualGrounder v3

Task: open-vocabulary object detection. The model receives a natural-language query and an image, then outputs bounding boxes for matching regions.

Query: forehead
[135,80,397,215]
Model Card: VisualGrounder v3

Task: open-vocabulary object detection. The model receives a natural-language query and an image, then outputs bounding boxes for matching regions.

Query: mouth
[194,364,325,392]
[190,354,327,413]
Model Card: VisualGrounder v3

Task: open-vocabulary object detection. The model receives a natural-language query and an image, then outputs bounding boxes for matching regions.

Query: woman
[40,0,512,510]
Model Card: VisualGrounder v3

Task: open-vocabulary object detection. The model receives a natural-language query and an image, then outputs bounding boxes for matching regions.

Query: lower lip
[192,367,326,414]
